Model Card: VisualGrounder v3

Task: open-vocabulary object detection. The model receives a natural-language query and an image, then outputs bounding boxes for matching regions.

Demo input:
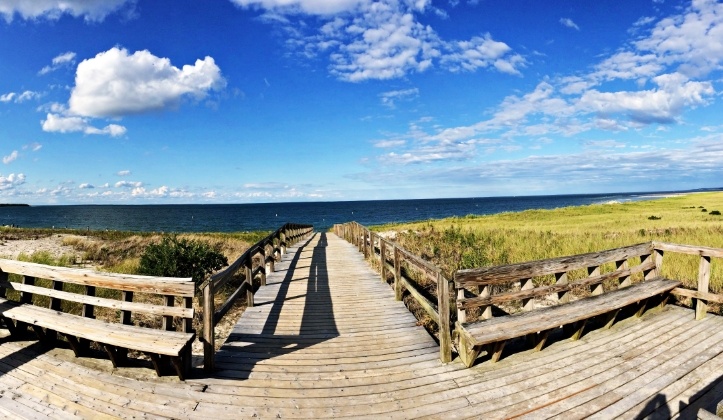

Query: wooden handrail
[333,221,452,363]
[201,222,314,372]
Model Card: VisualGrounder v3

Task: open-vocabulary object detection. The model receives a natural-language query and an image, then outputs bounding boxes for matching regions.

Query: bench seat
[0,298,194,356]
[456,278,680,367]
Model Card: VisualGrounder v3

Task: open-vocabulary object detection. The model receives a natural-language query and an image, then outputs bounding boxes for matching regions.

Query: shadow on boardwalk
[212,233,339,379]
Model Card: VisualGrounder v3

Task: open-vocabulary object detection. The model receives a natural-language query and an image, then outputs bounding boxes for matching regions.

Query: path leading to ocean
[0,231,722,418]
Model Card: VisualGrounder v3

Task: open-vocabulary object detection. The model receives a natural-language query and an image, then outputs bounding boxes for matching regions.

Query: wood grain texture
[1,232,722,417]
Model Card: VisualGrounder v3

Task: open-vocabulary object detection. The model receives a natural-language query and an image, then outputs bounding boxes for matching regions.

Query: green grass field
[374,192,723,293]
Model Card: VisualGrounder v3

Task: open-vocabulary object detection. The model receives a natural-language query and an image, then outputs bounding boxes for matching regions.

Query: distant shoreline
[0,204,29,207]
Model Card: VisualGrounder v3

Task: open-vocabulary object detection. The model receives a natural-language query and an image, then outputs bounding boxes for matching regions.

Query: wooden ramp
[1,232,723,418]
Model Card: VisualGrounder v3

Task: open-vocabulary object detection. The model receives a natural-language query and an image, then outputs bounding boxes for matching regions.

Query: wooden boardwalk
[1,232,723,418]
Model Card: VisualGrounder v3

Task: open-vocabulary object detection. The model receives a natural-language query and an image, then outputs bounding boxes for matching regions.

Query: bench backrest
[454,242,661,323]
[0,259,195,333]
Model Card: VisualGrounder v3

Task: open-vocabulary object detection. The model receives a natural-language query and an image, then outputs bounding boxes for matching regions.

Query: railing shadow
[0,338,51,380]
[212,232,339,379]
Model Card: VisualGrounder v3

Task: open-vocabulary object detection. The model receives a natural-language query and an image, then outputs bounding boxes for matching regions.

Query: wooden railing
[653,242,723,320]
[454,242,661,323]
[333,225,723,364]
[333,222,452,363]
[199,223,313,371]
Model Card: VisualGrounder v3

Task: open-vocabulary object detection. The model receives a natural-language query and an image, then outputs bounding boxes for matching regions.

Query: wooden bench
[0,259,195,380]
[453,243,681,367]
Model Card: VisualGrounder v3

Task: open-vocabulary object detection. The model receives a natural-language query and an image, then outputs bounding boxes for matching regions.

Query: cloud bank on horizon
[0,0,722,204]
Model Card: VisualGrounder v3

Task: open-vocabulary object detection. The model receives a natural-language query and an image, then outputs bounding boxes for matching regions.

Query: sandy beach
[0,234,85,261]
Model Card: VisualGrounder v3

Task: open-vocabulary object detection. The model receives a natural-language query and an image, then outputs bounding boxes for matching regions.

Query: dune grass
[374,192,723,293]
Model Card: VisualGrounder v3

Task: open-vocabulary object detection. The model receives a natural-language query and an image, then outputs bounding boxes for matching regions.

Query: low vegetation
[138,235,228,286]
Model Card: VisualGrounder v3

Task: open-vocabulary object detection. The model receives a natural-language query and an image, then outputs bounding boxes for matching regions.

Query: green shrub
[648,216,661,220]
[138,235,228,286]
[711,210,721,216]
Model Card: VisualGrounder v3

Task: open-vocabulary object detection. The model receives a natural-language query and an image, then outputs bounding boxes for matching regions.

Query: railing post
[696,255,711,320]
[394,246,402,301]
[202,280,215,372]
[437,272,452,363]
[363,229,369,258]
[380,239,387,283]
[245,263,254,308]
[653,248,664,278]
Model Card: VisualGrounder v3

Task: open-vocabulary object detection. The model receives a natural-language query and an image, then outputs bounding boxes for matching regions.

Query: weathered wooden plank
[456,259,655,310]
[654,242,723,258]
[0,259,194,295]
[462,279,680,347]
[456,242,654,287]
[0,281,192,318]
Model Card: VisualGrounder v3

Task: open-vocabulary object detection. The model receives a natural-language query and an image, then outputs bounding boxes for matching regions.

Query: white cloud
[2,150,18,164]
[0,173,25,191]
[379,88,419,108]
[232,0,365,15]
[559,18,580,31]
[578,73,714,124]
[41,113,127,137]
[0,0,135,23]
[69,47,226,118]
[39,51,77,75]
[78,183,94,189]
[115,180,143,188]
[239,0,523,82]
[117,170,131,176]
[23,143,42,152]
[1,90,41,104]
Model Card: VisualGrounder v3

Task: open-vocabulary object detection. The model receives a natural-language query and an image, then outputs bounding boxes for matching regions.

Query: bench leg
[31,326,57,346]
[170,356,186,381]
[1,316,19,336]
[635,299,648,318]
[534,330,551,352]
[149,354,167,377]
[457,331,482,368]
[63,334,89,357]
[489,341,506,363]
[571,320,587,341]
[604,309,621,330]
[103,344,127,368]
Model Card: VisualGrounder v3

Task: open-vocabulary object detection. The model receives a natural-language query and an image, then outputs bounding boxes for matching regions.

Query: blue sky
[1,0,722,204]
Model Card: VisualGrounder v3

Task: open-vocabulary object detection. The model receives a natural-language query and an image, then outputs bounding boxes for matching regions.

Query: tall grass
[375,192,723,293]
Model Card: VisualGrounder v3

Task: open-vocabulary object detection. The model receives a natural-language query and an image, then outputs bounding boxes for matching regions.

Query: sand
[0,234,85,260]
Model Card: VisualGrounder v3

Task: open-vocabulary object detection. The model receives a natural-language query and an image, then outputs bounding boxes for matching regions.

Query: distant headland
[0,204,29,207]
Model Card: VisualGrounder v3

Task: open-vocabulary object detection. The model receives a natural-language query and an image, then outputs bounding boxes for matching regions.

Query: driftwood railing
[333,223,723,364]
[199,223,313,371]
[333,222,452,363]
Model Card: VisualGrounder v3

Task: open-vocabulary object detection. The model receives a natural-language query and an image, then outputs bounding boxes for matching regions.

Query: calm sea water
[0,192,695,233]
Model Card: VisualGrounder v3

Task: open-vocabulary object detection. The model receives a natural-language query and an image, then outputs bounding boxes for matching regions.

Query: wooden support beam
[571,319,587,340]
[588,266,602,295]
[520,278,534,311]
[490,341,506,363]
[437,272,452,363]
[696,255,711,320]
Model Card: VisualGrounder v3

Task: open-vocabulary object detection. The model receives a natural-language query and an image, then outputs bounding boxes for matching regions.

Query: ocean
[0,192,693,233]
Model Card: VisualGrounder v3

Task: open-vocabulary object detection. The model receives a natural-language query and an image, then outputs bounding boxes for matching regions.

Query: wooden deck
[1,232,723,418]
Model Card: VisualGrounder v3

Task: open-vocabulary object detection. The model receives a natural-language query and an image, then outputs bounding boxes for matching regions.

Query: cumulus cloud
[78,183,94,189]
[0,0,135,23]
[117,170,131,176]
[68,47,226,118]
[39,51,77,75]
[0,173,25,190]
[2,150,18,164]
[443,34,526,75]
[559,18,580,31]
[41,113,127,137]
